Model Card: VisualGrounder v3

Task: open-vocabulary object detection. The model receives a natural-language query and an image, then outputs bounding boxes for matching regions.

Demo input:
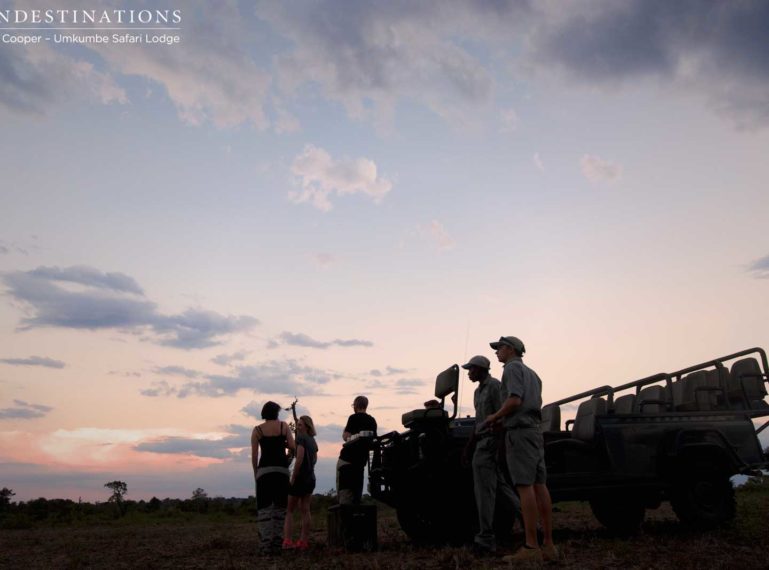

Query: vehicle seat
[545,398,608,474]
[636,385,669,414]
[572,398,608,442]
[541,403,561,432]
[673,371,717,411]
[612,394,636,414]
[402,364,457,428]
[729,358,768,410]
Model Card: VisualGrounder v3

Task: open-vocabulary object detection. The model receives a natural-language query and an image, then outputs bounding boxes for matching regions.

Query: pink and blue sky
[1,0,768,501]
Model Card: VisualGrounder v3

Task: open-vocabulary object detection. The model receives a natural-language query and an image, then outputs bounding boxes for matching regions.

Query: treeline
[0,486,339,530]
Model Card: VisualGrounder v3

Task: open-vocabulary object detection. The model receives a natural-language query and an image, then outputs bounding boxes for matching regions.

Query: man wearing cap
[484,336,557,563]
[462,355,520,555]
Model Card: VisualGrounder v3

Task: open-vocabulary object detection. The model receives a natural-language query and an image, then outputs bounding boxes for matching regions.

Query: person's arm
[285,422,296,453]
[291,444,305,486]
[342,415,354,441]
[461,429,478,467]
[251,427,260,484]
[484,395,522,427]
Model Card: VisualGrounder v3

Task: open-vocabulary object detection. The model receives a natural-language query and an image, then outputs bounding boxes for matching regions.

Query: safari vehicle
[368,347,769,541]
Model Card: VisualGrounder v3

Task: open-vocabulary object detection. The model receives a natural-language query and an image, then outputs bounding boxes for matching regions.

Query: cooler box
[327,504,378,552]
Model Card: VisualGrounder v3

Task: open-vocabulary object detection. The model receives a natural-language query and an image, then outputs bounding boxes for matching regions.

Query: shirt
[339,412,377,464]
[473,376,502,434]
[500,357,543,428]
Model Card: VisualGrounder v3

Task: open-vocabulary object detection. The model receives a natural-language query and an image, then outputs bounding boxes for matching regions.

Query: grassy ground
[2,479,768,569]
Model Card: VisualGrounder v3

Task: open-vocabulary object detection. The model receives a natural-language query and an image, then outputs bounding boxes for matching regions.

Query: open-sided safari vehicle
[368,347,769,542]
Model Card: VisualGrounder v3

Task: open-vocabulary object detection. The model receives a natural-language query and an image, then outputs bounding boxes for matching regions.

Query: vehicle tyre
[589,495,645,535]
[396,505,442,544]
[396,504,473,545]
[670,470,735,529]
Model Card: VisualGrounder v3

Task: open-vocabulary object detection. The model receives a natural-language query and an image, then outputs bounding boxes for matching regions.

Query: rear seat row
[540,357,768,433]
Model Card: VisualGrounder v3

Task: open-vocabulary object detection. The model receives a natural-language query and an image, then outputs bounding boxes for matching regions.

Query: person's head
[489,336,526,363]
[424,399,441,409]
[298,415,316,436]
[353,395,369,413]
[261,401,281,420]
[461,355,491,382]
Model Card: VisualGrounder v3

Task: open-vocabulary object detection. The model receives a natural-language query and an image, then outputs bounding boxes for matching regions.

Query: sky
[1,0,769,502]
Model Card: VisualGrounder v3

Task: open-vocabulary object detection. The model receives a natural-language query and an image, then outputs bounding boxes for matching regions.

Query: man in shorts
[484,336,557,562]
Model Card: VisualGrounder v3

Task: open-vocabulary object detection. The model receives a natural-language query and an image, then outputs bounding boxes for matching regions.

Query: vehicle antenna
[459,320,470,415]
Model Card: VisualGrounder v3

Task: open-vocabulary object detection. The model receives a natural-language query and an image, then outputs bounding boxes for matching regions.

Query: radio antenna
[459,320,470,416]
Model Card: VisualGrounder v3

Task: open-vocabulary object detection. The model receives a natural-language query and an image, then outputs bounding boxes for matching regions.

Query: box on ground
[327,504,378,552]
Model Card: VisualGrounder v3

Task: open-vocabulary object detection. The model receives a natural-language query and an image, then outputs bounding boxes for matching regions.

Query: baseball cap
[461,355,491,370]
[489,336,526,354]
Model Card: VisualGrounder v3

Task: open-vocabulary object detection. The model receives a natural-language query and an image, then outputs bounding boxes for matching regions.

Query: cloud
[0,39,127,116]
[108,370,142,378]
[499,108,519,133]
[134,425,252,460]
[747,254,769,279]
[278,331,373,349]
[240,401,263,420]
[259,1,515,127]
[0,399,53,420]
[533,153,545,172]
[0,240,28,256]
[141,359,335,399]
[290,145,392,211]
[140,380,176,398]
[534,1,769,128]
[394,378,426,395]
[420,220,455,251]
[370,366,408,377]
[314,422,346,443]
[309,253,337,269]
[153,366,202,378]
[73,1,269,129]
[0,356,65,369]
[211,351,249,366]
[580,154,623,184]
[1,266,259,349]
[27,265,144,294]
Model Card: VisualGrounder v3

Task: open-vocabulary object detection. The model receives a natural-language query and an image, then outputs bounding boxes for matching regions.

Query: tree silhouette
[0,487,14,512]
[104,480,127,516]
[191,488,207,500]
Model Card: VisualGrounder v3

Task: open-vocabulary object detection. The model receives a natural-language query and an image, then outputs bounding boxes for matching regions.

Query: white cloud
[0,41,126,115]
[309,252,337,268]
[533,152,545,172]
[290,145,392,211]
[420,220,455,251]
[499,108,519,132]
[93,14,271,129]
[580,154,623,184]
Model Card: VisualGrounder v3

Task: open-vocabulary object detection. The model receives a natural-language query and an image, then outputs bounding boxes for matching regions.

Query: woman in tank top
[251,401,296,556]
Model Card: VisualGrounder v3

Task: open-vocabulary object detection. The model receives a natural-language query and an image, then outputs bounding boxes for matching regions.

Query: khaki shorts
[505,427,546,486]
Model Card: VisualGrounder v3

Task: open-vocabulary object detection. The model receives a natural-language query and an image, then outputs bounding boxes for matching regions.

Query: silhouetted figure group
[465,335,558,562]
[251,395,377,555]
[251,335,555,561]
[251,402,318,556]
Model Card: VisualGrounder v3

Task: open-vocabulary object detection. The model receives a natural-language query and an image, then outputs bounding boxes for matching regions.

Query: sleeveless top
[255,422,290,479]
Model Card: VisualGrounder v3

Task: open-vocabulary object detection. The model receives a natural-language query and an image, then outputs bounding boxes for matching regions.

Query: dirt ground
[2,498,767,569]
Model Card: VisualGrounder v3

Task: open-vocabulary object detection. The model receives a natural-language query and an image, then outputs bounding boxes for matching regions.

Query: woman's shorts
[289,475,316,497]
